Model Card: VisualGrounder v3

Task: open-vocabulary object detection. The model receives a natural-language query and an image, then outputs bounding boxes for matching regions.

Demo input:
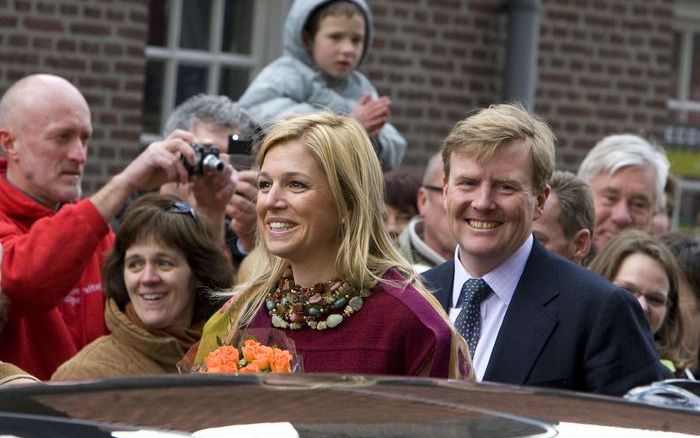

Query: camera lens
[201,154,225,173]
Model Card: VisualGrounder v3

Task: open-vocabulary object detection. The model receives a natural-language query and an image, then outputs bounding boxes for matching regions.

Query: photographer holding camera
[0,74,235,379]
[159,94,260,267]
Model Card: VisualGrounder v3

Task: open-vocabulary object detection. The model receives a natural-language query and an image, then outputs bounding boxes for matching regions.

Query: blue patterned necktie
[455,278,492,358]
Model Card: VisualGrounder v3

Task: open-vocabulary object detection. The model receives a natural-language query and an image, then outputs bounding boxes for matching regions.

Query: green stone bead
[308,307,320,316]
[349,296,363,311]
[333,297,347,308]
[326,313,343,328]
[271,314,287,328]
[266,299,275,310]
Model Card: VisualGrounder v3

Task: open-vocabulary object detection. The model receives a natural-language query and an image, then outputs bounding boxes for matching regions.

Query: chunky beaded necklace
[266,268,371,330]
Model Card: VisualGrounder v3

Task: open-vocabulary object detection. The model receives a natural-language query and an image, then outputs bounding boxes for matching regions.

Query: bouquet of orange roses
[205,339,291,374]
[200,328,302,375]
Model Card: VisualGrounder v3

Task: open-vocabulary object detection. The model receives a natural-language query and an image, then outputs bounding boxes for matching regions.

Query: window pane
[678,188,700,233]
[180,0,212,50]
[691,33,700,101]
[142,60,166,134]
[176,65,208,105]
[221,0,254,54]
[147,0,169,47]
[219,67,250,100]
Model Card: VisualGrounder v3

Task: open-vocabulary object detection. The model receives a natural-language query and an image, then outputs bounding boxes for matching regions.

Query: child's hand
[351,94,391,137]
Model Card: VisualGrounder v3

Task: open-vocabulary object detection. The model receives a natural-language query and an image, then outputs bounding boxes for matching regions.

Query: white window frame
[674,178,700,232]
[668,0,700,117]
[142,0,291,143]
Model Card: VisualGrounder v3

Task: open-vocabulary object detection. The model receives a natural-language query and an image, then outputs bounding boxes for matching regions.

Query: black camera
[228,134,253,156]
[183,144,225,175]
[228,134,255,170]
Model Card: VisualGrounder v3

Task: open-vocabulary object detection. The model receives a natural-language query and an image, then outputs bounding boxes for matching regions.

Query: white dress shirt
[449,235,533,381]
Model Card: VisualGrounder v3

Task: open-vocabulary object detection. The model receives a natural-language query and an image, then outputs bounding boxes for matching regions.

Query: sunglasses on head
[166,201,197,220]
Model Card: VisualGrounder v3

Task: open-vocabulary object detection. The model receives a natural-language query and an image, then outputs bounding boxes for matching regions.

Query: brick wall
[0,0,149,194]
[536,0,674,170]
[0,0,677,188]
[364,0,507,174]
[363,0,675,176]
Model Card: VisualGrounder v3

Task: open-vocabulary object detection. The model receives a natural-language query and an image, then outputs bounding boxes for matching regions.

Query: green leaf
[216,335,223,347]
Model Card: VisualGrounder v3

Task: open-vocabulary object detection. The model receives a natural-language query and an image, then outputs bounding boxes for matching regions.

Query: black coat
[423,239,666,396]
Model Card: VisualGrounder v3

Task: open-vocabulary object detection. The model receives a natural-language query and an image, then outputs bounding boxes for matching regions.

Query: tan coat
[0,361,39,385]
[52,299,187,381]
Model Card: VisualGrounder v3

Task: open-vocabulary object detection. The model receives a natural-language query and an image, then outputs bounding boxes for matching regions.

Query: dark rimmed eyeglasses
[166,201,197,220]
[422,185,443,193]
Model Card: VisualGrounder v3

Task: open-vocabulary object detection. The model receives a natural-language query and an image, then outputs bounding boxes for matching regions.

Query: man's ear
[442,176,450,211]
[0,129,18,160]
[533,185,550,220]
[571,228,592,265]
[417,188,428,216]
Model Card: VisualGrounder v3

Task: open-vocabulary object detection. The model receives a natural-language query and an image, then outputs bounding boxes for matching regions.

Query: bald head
[0,74,92,207]
[0,74,89,130]
[417,152,455,259]
[422,152,444,186]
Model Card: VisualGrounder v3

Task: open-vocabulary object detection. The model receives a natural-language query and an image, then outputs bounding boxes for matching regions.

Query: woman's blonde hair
[225,112,444,329]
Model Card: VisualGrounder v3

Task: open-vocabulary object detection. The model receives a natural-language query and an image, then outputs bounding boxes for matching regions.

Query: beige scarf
[125,303,203,351]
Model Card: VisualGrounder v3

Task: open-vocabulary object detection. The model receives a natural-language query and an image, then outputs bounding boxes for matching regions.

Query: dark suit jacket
[423,240,665,396]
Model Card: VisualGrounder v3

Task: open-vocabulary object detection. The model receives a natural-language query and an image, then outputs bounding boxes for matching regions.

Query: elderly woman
[588,229,692,376]
[191,112,470,378]
[52,194,234,380]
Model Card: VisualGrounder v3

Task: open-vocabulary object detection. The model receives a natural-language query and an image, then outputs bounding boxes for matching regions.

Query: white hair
[577,134,669,210]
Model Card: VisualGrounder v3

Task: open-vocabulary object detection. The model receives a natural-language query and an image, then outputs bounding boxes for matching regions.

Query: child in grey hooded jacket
[239,0,406,171]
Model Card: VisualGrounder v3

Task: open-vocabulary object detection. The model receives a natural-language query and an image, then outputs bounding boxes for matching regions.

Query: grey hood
[239,0,406,170]
[283,0,374,68]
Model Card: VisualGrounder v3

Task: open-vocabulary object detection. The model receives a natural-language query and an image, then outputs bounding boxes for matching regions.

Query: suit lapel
[483,241,559,384]
[422,261,454,313]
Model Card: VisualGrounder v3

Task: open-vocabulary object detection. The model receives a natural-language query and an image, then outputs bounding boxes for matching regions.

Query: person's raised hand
[224,169,258,253]
[350,94,391,138]
[190,156,236,217]
[120,129,196,193]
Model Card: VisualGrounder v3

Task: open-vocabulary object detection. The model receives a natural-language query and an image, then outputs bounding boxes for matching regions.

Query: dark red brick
[71,22,111,36]
[24,16,63,31]
[83,6,102,18]
[59,4,78,15]
[0,16,18,27]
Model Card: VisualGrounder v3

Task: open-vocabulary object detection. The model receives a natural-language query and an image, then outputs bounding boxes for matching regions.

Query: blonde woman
[191,112,471,379]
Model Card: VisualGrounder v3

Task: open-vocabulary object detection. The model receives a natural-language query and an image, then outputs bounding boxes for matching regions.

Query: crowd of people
[0,0,697,396]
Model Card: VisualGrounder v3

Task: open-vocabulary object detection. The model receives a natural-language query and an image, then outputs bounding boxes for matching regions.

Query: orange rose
[205,345,239,373]
[241,339,273,363]
[251,357,271,371]
[238,362,261,374]
[270,348,292,373]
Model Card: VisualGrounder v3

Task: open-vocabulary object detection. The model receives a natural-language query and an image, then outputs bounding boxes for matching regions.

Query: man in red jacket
[0,74,233,379]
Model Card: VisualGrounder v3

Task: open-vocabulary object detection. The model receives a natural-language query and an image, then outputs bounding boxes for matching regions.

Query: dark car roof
[0,374,697,437]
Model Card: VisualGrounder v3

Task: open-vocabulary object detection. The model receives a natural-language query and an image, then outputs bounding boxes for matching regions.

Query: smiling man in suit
[423,104,665,396]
